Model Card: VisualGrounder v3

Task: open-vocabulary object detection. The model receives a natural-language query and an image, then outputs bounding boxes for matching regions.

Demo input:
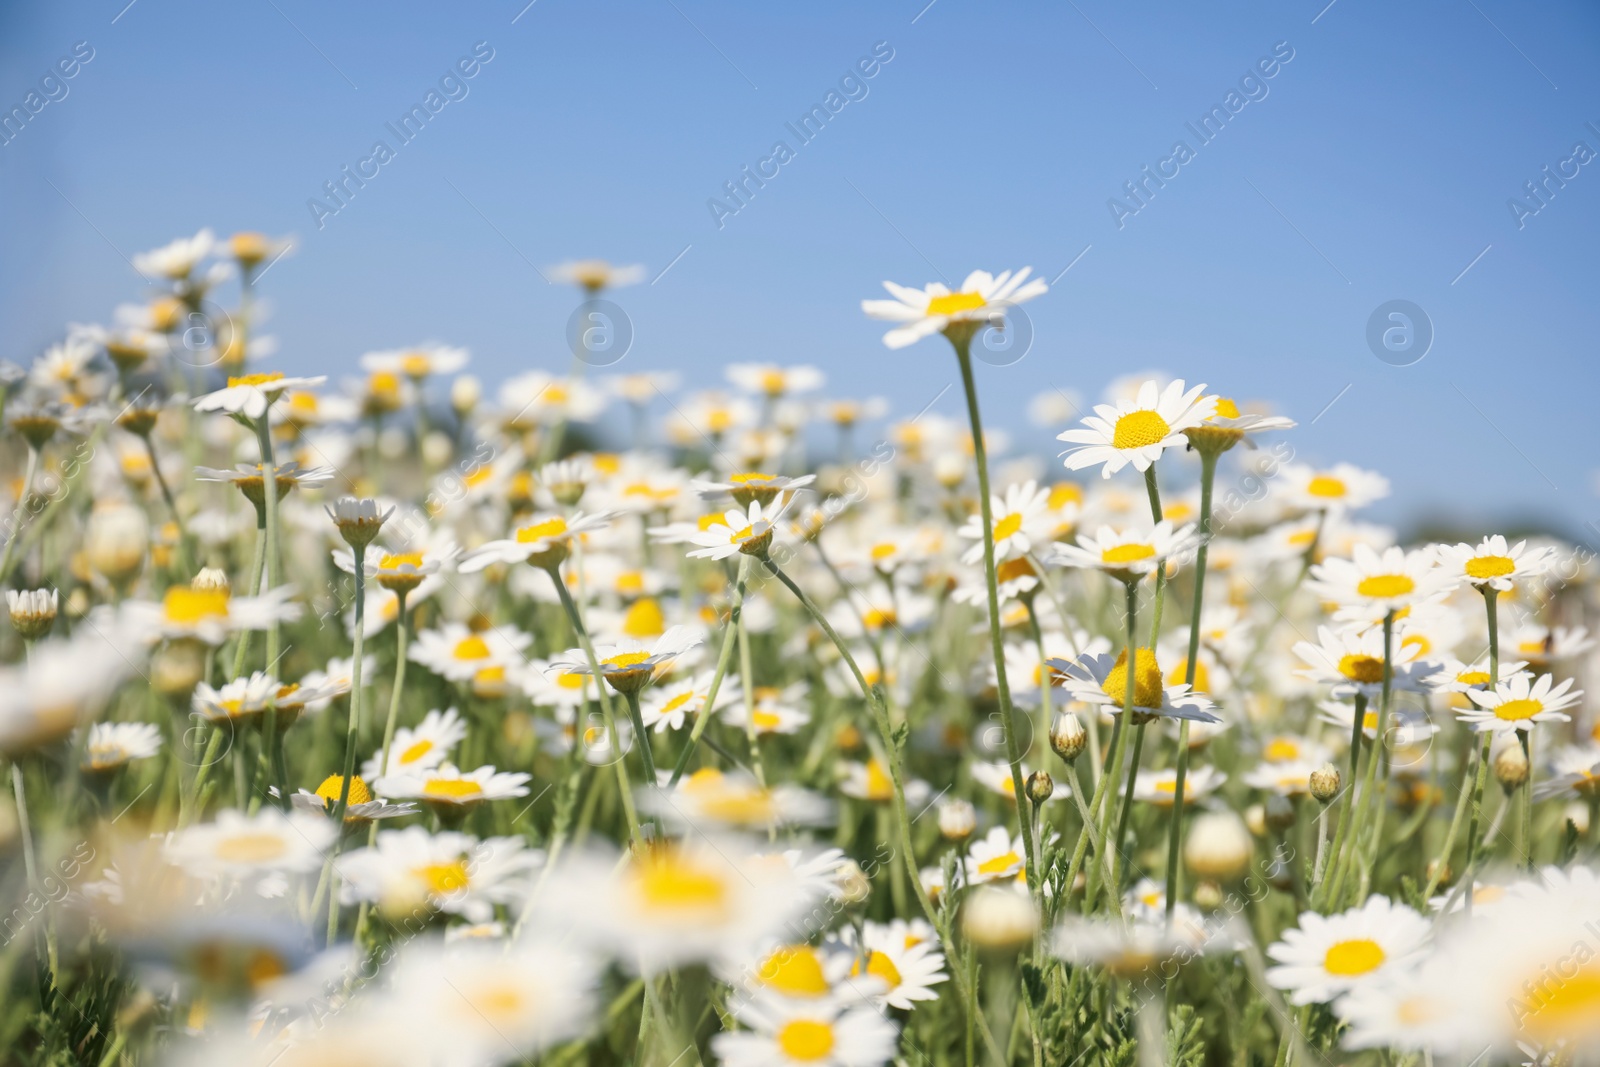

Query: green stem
[952,337,1038,895]
[667,557,749,786]
[254,416,288,811]
[1316,692,1366,911]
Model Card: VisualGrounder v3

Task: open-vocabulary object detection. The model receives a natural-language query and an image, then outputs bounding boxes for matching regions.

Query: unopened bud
[937,798,976,842]
[1264,794,1296,831]
[1184,811,1253,882]
[1192,879,1224,911]
[1025,771,1055,805]
[1494,742,1529,791]
[1566,801,1592,837]
[1049,710,1087,762]
[961,885,1038,953]
[1309,762,1341,803]
[450,374,481,415]
[191,567,230,594]
[833,860,872,906]
[7,589,58,641]
[1244,803,1268,838]
[1425,858,1452,889]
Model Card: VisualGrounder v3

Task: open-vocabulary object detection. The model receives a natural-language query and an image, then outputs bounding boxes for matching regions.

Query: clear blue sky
[3,0,1597,539]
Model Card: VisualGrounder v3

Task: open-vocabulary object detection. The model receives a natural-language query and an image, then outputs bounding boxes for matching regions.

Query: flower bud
[833,860,872,907]
[1192,879,1224,911]
[191,567,231,594]
[1184,811,1253,882]
[1566,801,1591,837]
[7,588,58,641]
[1049,710,1087,762]
[961,885,1038,953]
[937,798,976,842]
[1264,794,1296,831]
[1494,741,1529,791]
[151,637,208,698]
[85,502,149,589]
[1025,770,1055,805]
[1244,803,1267,838]
[1309,762,1341,803]
[421,432,455,471]
[451,375,481,415]
[327,497,391,551]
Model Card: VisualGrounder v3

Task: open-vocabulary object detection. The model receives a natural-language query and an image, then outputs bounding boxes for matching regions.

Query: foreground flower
[1293,624,1430,700]
[1051,521,1199,580]
[714,992,899,1067]
[337,826,542,922]
[860,268,1047,350]
[1434,534,1553,592]
[683,499,793,560]
[361,707,467,779]
[957,479,1050,564]
[1307,544,1450,613]
[645,767,832,832]
[375,762,532,810]
[550,624,701,693]
[458,511,617,571]
[1265,895,1429,1006]
[165,808,336,881]
[81,721,163,774]
[1058,379,1215,478]
[1054,649,1220,723]
[192,371,326,419]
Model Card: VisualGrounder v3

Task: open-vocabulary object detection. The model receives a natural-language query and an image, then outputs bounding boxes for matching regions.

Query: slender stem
[735,574,765,787]
[1462,588,1500,916]
[548,565,640,840]
[1315,692,1365,911]
[254,416,288,810]
[144,435,194,576]
[1521,730,1535,870]
[623,689,657,784]
[667,557,749,786]
[229,522,268,680]
[375,593,411,777]
[1092,581,1139,909]
[952,338,1038,894]
[1166,450,1216,921]
[1142,466,1167,642]
[320,549,368,942]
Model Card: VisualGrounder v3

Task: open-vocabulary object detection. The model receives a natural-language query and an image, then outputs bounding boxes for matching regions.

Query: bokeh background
[2,0,1597,538]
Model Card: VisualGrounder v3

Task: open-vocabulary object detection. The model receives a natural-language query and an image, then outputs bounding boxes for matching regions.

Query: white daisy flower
[193,371,327,420]
[132,228,214,279]
[1051,914,1221,979]
[457,511,618,572]
[333,539,458,593]
[375,762,533,809]
[165,808,336,881]
[336,826,542,923]
[1241,757,1325,798]
[362,707,467,780]
[1306,544,1452,613]
[1506,623,1595,667]
[1051,649,1221,723]
[549,624,702,693]
[407,622,532,683]
[684,498,794,561]
[690,471,816,508]
[386,937,599,1065]
[1277,462,1390,512]
[359,344,469,379]
[639,671,725,732]
[81,721,162,773]
[1058,379,1216,478]
[726,362,825,397]
[1132,765,1226,807]
[1265,895,1430,1006]
[290,774,415,824]
[123,584,300,645]
[1433,534,1554,592]
[1462,673,1582,735]
[1051,521,1200,579]
[956,479,1051,564]
[645,767,833,832]
[1426,655,1528,698]
[1293,624,1431,700]
[549,258,646,292]
[713,991,900,1067]
[828,920,949,1011]
[861,267,1047,351]
[1185,395,1297,448]
[964,825,1030,886]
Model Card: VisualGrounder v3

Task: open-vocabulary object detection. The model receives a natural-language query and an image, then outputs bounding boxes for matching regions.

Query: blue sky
[2,0,1597,538]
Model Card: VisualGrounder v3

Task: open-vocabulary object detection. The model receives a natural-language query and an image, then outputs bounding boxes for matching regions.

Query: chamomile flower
[838,758,930,807]
[125,583,300,645]
[549,259,646,292]
[132,228,214,279]
[1307,544,1452,614]
[957,479,1051,563]
[541,840,827,973]
[193,371,327,419]
[1184,395,1296,453]
[360,344,469,380]
[165,808,336,881]
[1533,744,1600,801]
[1426,655,1528,700]
[1051,521,1200,580]
[1461,673,1582,735]
[1293,624,1431,700]
[1434,534,1554,592]
[1052,649,1220,723]
[690,471,816,508]
[639,671,723,731]
[291,775,414,823]
[965,826,1028,885]
[1050,915,1215,979]
[81,721,163,773]
[336,827,542,922]
[377,763,532,811]
[407,622,532,683]
[333,538,458,593]
[362,708,467,780]
[1132,765,1226,807]
[1057,379,1216,478]
[829,921,949,1010]
[549,625,702,693]
[459,511,618,572]
[861,267,1047,350]
[1278,463,1390,512]
[722,686,813,736]
[646,767,833,832]
[684,498,794,560]
[1507,623,1595,667]
[713,992,899,1067]
[726,363,825,398]
[1265,895,1429,1006]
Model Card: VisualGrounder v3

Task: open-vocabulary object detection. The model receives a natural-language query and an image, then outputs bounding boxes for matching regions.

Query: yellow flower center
[416,860,470,894]
[993,513,1023,540]
[227,372,286,388]
[1102,648,1164,709]
[1210,397,1240,420]
[1323,938,1386,976]
[214,833,289,863]
[380,552,424,570]
[977,850,1022,876]
[760,946,830,996]
[661,691,694,714]
[996,556,1037,584]
[1102,543,1156,566]
[634,852,729,917]
[1048,482,1083,509]
[700,789,777,825]
[163,587,232,623]
[622,598,665,638]
[603,651,652,669]
[776,1020,836,1062]
[422,778,486,801]
[752,709,782,731]
[1456,671,1490,687]
[760,369,787,394]
[1110,409,1171,450]
[729,524,756,544]
[926,290,987,317]
[401,353,431,377]
[400,739,433,765]
[1306,475,1347,498]
[1337,654,1385,684]
[1167,658,1210,693]
[729,472,776,485]
[870,542,898,562]
[315,775,372,806]
[1466,555,1515,580]
[1493,698,1542,722]
[1518,962,1600,1043]
[453,635,491,661]
[1356,574,1414,599]
[1265,737,1301,761]
[853,950,903,989]
[515,518,569,543]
